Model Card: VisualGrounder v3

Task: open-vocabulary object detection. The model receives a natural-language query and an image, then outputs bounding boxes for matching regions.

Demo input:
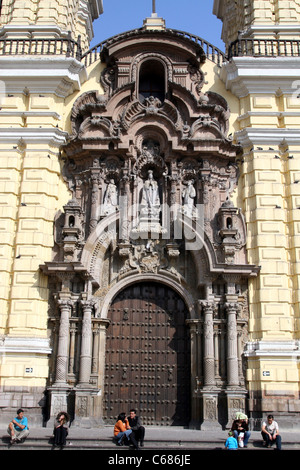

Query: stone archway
[103,281,191,426]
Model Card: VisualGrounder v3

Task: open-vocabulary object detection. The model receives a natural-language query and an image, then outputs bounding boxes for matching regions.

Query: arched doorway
[103,282,191,426]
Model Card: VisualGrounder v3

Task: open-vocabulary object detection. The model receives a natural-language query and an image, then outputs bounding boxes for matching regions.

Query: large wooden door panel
[104,283,190,425]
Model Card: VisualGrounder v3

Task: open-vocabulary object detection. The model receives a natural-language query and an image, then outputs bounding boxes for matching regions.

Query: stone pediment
[67,26,237,157]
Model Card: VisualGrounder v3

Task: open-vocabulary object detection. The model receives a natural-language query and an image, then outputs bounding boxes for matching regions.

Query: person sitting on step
[113,412,139,449]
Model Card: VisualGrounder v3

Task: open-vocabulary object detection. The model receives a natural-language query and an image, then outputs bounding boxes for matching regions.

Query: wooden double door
[104,282,191,426]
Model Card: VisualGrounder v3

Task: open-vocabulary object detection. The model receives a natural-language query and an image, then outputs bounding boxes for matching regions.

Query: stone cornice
[244,340,300,359]
[0,127,68,146]
[221,56,300,97]
[0,111,62,120]
[243,24,300,38]
[0,56,88,97]
[0,336,51,355]
[235,127,300,147]
[213,0,224,20]
[0,24,70,39]
[89,0,103,19]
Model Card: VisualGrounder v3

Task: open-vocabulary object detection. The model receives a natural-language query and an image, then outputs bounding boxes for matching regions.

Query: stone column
[199,300,220,430]
[92,323,100,375]
[54,298,73,386]
[225,301,240,387]
[73,298,95,426]
[186,319,200,428]
[89,171,100,233]
[201,300,216,387]
[120,174,131,242]
[224,300,247,423]
[78,300,94,386]
[214,326,221,380]
[68,321,77,377]
[49,297,73,418]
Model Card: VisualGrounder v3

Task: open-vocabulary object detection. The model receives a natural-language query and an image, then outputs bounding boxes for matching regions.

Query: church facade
[0,0,300,430]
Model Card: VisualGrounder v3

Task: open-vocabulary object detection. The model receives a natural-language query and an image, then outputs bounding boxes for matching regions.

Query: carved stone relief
[40,28,259,428]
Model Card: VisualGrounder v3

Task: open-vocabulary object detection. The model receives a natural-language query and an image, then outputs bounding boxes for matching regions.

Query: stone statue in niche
[141,169,161,218]
[103,178,118,215]
[182,179,196,217]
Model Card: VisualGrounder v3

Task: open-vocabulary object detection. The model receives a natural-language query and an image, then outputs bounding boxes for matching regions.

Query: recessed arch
[138,58,166,103]
[98,272,196,320]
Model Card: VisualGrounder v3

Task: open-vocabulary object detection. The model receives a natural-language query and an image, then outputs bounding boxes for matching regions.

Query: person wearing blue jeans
[261,415,282,450]
[114,412,139,449]
[231,415,251,448]
[117,428,132,445]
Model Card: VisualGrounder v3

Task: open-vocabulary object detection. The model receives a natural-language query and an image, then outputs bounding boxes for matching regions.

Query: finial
[143,0,165,30]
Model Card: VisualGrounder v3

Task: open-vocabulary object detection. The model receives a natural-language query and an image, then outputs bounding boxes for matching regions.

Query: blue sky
[91,0,224,51]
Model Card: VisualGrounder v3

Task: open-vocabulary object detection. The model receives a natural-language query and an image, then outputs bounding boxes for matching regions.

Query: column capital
[56,298,74,310]
[199,300,216,314]
[80,299,95,310]
[224,302,240,314]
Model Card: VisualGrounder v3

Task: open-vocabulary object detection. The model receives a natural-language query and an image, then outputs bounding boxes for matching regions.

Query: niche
[138,60,166,103]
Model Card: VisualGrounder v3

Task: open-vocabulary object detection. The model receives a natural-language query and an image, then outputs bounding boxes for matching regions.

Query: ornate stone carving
[182,179,196,217]
[41,27,259,428]
[141,170,161,216]
[102,178,118,215]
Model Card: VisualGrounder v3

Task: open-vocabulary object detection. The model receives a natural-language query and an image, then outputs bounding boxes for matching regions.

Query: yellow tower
[0,0,103,51]
[214,0,300,427]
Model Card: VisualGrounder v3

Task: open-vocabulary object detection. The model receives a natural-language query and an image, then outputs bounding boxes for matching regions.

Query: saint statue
[182,180,196,217]
[103,178,118,215]
[141,170,160,211]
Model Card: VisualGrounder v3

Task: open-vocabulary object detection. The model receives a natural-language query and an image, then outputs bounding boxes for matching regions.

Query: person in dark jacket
[127,409,145,447]
[114,412,139,449]
[231,413,251,448]
[53,411,70,447]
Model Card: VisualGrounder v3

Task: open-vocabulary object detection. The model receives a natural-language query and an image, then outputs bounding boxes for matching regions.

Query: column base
[199,388,222,430]
[48,385,71,419]
[73,387,104,427]
[226,387,248,424]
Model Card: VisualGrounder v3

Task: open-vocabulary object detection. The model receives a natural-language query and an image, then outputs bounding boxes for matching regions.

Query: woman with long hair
[114,412,139,449]
[53,411,70,448]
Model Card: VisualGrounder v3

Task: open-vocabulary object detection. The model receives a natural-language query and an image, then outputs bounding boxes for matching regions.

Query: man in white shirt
[261,414,282,450]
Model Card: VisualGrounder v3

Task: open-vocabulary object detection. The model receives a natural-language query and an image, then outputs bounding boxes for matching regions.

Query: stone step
[1,428,297,451]
[0,435,222,450]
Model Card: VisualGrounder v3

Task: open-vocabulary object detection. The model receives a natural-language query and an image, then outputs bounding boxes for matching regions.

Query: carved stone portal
[40,28,259,428]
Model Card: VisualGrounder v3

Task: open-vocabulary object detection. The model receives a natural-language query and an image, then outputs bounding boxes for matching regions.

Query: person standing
[261,415,282,450]
[7,408,30,444]
[127,409,145,447]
